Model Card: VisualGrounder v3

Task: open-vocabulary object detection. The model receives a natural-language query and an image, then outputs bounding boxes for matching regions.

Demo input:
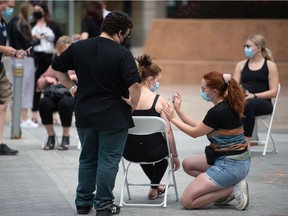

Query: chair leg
[171,170,179,201]
[120,159,131,207]
[120,158,178,207]
[270,134,278,153]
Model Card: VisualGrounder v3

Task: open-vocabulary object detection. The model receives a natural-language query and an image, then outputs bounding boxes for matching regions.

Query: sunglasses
[124,33,131,39]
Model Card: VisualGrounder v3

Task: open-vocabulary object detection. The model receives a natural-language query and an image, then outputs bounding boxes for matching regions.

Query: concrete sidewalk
[0,85,287,216]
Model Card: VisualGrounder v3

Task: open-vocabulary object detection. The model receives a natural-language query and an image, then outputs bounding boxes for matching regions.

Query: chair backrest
[129,116,167,136]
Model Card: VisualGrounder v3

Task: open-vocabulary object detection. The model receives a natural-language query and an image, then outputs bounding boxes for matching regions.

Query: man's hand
[3,46,17,57]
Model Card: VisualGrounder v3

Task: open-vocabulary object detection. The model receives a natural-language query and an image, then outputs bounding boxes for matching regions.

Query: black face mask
[121,36,128,46]
[33,11,43,20]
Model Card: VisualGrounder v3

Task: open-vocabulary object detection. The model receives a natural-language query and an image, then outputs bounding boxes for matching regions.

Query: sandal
[147,190,159,200]
[44,135,55,150]
[157,186,166,196]
[58,136,70,150]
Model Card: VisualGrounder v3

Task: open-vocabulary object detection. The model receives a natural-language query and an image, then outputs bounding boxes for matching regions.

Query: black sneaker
[76,205,93,214]
[96,203,120,215]
[0,143,18,155]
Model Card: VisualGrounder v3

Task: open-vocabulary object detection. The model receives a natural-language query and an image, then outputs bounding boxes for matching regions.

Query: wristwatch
[253,93,257,98]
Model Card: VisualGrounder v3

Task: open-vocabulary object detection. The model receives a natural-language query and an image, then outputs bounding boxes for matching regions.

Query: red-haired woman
[163,71,251,211]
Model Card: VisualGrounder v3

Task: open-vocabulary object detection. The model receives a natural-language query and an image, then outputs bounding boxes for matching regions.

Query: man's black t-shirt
[81,18,102,38]
[52,37,141,128]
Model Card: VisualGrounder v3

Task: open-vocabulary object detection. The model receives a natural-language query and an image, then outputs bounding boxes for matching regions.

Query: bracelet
[69,84,77,93]
[172,154,178,157]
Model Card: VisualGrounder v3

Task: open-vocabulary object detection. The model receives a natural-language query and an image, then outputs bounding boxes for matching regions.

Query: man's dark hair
[101,10,133,35]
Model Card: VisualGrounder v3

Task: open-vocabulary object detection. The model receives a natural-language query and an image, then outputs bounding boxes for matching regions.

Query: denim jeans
[75,128,128,209]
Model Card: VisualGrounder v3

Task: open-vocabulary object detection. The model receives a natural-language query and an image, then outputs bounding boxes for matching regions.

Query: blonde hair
[248,34,274,61]
[55,36,72,55]
[17,2,33,40]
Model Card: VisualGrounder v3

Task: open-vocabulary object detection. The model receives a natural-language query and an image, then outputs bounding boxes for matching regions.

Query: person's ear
[148,76,154,82]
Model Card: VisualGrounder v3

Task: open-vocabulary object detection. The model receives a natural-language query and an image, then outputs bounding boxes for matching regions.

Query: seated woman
[123,54,180,200]
[233,34,279,148]
[37,36,77,150]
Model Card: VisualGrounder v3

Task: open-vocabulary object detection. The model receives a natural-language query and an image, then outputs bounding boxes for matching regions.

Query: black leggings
[243,98,273,137]
[123,133,169,189]
[140,159,168,189]
[39,96,74,127]
[32,52,53,112]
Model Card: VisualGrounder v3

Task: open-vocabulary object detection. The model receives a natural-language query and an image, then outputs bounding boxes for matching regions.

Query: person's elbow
[129,82,141,107]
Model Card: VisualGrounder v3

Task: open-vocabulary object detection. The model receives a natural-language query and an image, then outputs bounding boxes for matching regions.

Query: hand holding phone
[26,46,32,55]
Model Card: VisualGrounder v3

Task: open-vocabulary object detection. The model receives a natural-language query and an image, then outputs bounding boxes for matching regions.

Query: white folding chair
[119,116,178,208]
[250,83,281,156]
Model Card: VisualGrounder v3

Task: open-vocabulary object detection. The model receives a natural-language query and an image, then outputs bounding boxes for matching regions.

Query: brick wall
[144,19,288,85]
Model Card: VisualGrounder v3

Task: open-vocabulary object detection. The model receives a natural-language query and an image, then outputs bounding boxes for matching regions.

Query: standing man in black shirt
[0,0,27,155]
[52,11,141,215]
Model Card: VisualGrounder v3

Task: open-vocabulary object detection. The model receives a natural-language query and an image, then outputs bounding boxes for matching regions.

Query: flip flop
[158,186,166,196]
[147,193,159,200]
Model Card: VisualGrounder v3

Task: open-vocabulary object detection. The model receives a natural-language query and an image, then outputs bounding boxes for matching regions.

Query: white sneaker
[233,180,249,210]
[20,119,39,128]
[214,196,235,206]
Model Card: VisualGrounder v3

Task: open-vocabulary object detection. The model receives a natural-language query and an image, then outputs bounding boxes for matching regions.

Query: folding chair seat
[250,83,281,156]
[119,116,178,208]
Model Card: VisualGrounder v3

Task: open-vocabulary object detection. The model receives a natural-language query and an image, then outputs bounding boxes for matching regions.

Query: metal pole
[11,62,23,139]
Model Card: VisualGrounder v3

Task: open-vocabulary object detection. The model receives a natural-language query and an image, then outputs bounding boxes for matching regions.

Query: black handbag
[205,145,248,165]
[43,84,71,99]
[205,145,215,165]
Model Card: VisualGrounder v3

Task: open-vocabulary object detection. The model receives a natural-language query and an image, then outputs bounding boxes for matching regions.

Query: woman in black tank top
[123,54,180,200]
[233,34,279,148]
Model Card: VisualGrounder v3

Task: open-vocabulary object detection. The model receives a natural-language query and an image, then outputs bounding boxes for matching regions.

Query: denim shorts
[205,156,251,188]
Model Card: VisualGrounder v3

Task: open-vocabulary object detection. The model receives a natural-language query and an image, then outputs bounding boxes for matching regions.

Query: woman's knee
[182,155,206,175]
[180,194,193,209]
[39,97,54,112]
[0,102,8,111]
[182,158,191,173]
[58,98,74,111]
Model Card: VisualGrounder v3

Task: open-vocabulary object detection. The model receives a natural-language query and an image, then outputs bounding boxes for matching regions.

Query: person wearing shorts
[0,0,27,155]
[163,71,251,211]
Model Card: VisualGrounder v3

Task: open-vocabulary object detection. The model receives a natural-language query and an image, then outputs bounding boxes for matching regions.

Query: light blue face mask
[2,7,14,19]
[244,47,253,58]
[150,81,160,92]
[28,15,33,23]
[200,90,212,102]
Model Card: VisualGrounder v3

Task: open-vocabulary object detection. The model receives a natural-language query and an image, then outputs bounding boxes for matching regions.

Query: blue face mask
[2,7,14,19]
[200,90,212,102]
[244,47,253,58]
[28,15,33,23]
[150,82,160,92]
